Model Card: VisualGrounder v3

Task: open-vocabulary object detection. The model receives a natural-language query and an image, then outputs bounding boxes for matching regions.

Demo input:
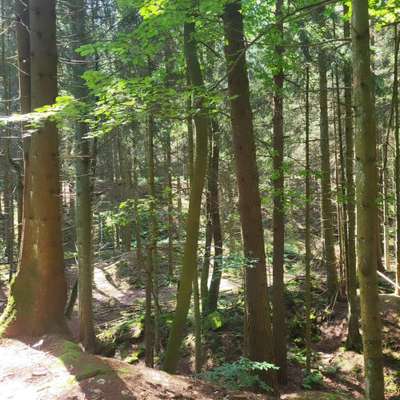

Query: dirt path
[0,336,271,400]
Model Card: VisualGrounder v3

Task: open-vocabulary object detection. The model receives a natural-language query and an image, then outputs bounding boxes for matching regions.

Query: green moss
[96,316,143,355]
[58,341,82,365]
[117,367,131,376]
[0,294,17,337]
[124,348,143,364]
[75,363,112,381]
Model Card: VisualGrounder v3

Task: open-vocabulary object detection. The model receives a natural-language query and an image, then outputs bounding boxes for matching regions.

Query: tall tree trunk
[166,129,174,275]
[145,114,157,367]
[333,70,347,293]
[271,0,286,383]
[0,0,67,337]
[1,2,15,281]
[70,0,96,352]
[222,0,275,383]
[15,0,31,250]
[352,1,385,398]
[132,146,143,267]
[343,5,362,351]
[304,66,312,373]
[163,7,208,372]
[207,121,223,314]
[394,24,400,295]
[318,37,338,299]
[200,157,212,314]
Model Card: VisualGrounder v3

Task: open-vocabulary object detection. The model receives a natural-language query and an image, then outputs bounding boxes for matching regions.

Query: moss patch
[58,341,82,365]
[0,295,17,337]
[75,363,112,381]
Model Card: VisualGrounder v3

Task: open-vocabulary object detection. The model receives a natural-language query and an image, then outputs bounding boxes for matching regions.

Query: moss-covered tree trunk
[163,8,208,373]
[352,0,385,397]
[0,0,67,337]
[223,0,275,381]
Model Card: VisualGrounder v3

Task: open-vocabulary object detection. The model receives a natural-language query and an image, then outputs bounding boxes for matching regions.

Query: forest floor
[0,252,399,399]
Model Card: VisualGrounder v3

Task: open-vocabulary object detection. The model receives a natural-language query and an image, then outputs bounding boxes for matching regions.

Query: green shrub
[302,370,324,389]
[201,357,278,392]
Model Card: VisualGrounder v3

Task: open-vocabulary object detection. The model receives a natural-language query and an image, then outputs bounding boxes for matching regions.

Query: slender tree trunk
[145,115,158,367]
[186,72,194,187]
[166,129,174,275]
[343,5,362,351]
[271,0,286,383]
[70,0,96,352]
[15,0,31,251]
[305,66,312,373]
[163,9,208,372]
[394,24,400,295]
[318,39,338,299]
[1,6,15,281]
[352,1,385,397]
[333,70,347,294]
[132,147,143,267]
[207,121,223,314]
[0,0,67,337]
[200,160,212,314]
[223,1,275,384]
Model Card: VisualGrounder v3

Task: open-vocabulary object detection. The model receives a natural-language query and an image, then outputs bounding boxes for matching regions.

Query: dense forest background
[0,0,399,399]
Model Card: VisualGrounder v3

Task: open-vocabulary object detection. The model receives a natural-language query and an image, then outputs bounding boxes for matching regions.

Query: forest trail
[0,258,399,399]
[0,336,268,400]
[0,336,354,400]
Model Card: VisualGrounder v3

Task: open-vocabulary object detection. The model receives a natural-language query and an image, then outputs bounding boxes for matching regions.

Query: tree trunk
[163,8,208,373]
[304,66,312,373]
[132,147,143,267]
[70,0,96,352]
[200,156,212,314]
[271,0,286,384]
[145,114,157,367]
[1,5,15,281]
[166,129,174,275]
[0,0,67,337]
[222,0,275,382]
[318,40,338,299]
[207,121,223,314]
[394,24,400,295]
[15,0,31,250]
[352,1,385,397]
[343,6,362,351]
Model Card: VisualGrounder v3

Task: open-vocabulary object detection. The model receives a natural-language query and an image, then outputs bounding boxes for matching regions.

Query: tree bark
[206,121,223,314]
[222,0,275,382]
[318,39,338,299]
[304,66,312,373]
[343,5,362,351]
[163,8,208,372]
[70,0,96,352]
[0,0,67,337]
[393,24,400,295]
[352,1,385,397]
[271,0,287,383]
